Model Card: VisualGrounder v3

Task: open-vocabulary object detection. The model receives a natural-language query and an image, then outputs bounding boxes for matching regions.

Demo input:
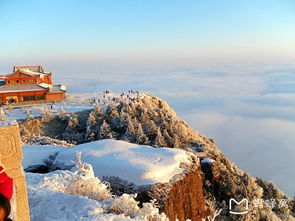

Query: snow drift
[26,155,168,221]
[23,139,195,185]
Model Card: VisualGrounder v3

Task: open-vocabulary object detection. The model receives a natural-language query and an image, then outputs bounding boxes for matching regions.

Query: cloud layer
[54,62,295,196]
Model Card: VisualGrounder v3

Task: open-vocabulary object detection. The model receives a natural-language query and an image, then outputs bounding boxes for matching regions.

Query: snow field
[23,139,194,185]
[23,139,195,221]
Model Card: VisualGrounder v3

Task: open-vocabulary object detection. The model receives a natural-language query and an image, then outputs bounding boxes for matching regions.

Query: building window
[8,80,11,84]
[16,80,20,83]
[36,95,45,100]
[23,96,35,101]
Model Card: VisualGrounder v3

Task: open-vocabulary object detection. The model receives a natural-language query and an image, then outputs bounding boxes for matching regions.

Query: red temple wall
[45,93,65,101]
[0,90,49,104]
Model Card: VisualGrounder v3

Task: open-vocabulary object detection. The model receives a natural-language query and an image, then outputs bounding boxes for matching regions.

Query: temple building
[0,65,66,104]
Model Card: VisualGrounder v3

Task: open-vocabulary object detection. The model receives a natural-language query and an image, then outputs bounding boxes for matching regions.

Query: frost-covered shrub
[22,135,74,147]
[41,109,53,122]
[19,115,42,137]
[26,153,169,221]
[66,152,113,201]
[59,107,68,121]
[139,201,169,221]
[107,194,140,217]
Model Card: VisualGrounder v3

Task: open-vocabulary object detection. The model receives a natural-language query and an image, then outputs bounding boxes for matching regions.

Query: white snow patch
[23,139,193,185]
[26,157,168,221]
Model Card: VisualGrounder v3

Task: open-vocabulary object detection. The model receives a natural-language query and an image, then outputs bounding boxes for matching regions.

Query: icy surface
[23,139,193,185]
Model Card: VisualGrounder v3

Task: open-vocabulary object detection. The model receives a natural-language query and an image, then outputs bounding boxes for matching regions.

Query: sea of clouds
[45,62,295,197]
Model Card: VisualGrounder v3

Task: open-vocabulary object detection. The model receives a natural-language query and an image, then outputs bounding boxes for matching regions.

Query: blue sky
[0,0,295,68]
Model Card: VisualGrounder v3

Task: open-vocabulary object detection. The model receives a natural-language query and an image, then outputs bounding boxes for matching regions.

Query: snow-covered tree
[119,108,128,121]
[135,123,149,145]
[0,108,6,121]
[154,128,167,147]
[160,118,170,131]
[162,129,172,147]
[122,120,136,141]
[41,109,53,122]
[138,111,150,125]
[145,120,158,139]
[94,102,104,116]
[105,103,118,119]
[63,115,83,143]
[98,120,113,139]
[68,115,79,128]
[20,114,41,137]
[110,116,124,133]
[59,107,67,120]
[125,102,135,114]
[85,111,98,141]
[172,134,181,149]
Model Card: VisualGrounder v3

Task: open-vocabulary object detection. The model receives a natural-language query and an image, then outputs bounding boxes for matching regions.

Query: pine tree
[106,104,121,131]
[85,111,98,141]
[173,122,189,143]
[63,115,83,143]
[68,115,79,128]
[119,108,128,121]
[160,118,170,132]
[126,102,136,114]
[138,111,150,125]
[154,128,167,147]
[135,123,149,145]
[110,116,124,133]
[137,122,144,134]
[98,120,113,139]
[122,119,136,141]
[59,107,67,120]
[172,134,181,149]
[41,109,53,122]
[0,108,6,121]
[145,120,158,140]
[162,129,172,147]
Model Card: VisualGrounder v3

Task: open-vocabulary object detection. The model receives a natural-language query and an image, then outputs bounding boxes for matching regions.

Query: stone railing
[0,123,30,221]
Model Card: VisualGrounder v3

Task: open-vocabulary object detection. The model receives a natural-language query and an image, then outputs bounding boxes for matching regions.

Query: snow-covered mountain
[18,93,295,221]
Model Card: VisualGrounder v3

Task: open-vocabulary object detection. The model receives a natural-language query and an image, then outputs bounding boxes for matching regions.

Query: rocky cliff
[19,93,295,220]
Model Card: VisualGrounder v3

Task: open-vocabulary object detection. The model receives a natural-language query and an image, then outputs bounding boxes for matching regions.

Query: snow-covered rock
[201,158,215,165]
[23,139,195,185]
